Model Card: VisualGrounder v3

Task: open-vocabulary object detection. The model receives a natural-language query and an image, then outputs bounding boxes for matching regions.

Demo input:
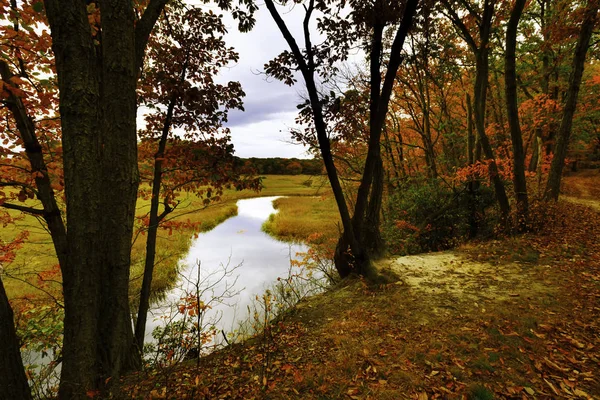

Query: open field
[1,174,333,302]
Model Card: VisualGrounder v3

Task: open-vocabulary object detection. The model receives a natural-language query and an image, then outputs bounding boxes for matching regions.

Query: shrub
[383,178,495,254]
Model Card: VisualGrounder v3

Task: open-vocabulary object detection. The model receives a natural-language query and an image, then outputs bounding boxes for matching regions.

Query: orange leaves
[0,230,29,265]
[177,294,210,317]
[454,159,513,184]
[394,219,420,232]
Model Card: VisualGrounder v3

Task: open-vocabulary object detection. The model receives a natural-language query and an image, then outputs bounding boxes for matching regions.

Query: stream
[23,196,312,392]
[144,196,308,343]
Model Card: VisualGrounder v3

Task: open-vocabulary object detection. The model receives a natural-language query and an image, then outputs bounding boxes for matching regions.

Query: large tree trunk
[42,0,167,396]
[545,1,599,200]
[0,278,32,400]
[43,1,104,396]
[97,0,141,379]
[364,157,385,256]
[505,0,529,230]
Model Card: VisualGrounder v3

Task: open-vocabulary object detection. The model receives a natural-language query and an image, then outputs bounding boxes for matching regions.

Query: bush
[383,178,495,254]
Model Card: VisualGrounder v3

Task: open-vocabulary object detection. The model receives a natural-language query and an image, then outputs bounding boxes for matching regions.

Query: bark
[505,0,528,230]
[0,278,32,400]
[364,157,385,256]
[97,0,142,379]
[545,0,599,200]
[43,1,104,396]
[41,0,167,396]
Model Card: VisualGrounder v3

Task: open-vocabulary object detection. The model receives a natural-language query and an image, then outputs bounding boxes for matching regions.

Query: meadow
[1,174,338,303]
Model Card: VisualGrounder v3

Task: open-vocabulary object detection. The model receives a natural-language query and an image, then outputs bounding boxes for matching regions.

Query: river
[144,196,309,344]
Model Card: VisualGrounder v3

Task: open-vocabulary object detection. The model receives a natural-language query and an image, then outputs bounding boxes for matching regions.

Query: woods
[1,0,600,398]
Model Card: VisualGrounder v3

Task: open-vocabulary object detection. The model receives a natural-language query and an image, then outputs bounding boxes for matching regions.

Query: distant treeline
[236,157,323,175]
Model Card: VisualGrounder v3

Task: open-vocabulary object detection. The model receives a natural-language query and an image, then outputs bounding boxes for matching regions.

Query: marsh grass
[2,174,332,301]
[261,195,339,243]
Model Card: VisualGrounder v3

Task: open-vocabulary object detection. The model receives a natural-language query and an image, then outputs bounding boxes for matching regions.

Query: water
[23,196,311,390]
[144,196,308,343]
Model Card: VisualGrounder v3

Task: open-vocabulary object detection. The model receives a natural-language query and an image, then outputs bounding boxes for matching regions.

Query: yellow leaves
[149,387,166,399]
[346,386,360,399]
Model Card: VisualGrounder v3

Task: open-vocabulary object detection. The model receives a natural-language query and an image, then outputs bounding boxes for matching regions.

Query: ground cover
[117,172,600,399]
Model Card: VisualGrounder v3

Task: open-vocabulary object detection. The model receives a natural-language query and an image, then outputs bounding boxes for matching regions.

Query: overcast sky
[210,3,327,159]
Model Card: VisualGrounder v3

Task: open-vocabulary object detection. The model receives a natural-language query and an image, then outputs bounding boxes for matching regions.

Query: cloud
[230,111,311,159]
[210,4,318,158]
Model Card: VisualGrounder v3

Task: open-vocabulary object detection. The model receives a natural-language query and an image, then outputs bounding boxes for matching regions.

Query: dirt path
[562,170,600,211]
[379,251,554,315]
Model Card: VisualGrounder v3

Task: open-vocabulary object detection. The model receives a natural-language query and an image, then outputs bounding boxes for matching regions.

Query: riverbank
[118,198,600,399]
[2,174,331,301]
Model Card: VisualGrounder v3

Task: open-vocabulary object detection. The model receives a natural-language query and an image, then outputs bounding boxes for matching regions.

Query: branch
[135,0,170,72]
[441,0,478,52]
[156,199,177,224]
[302,0,316,71]
[264,0,310,75]
[457,0,481,24]
[1,202,45,215]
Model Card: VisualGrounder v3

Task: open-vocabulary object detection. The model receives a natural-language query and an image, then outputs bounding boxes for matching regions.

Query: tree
[0,231,32,400]
[264,0,418,279]
[505,0,529,229]
[1,0,257,396]
[132,4,260,351]
[545,0,599,200]
[442,0,511,221]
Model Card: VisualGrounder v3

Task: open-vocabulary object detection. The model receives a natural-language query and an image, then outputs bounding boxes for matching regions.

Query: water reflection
[145,196,307,341]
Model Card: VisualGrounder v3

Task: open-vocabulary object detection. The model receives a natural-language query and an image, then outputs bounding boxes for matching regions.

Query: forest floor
[118,171,600,400]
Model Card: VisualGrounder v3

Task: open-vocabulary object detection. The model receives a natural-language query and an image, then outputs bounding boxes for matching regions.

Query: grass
[261,194,340,243]
[2,174,333,302]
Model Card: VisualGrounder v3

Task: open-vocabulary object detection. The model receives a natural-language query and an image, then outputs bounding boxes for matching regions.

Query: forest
[1,0,599,398]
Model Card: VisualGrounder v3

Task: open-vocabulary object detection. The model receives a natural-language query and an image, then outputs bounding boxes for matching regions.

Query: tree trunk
[0,278,32,400]
[351,0,418,264]
[466,93,479,237]
[43,2,104,396]
[135,95,177,351]
[42,0,167,396]
[473,4,510,221]
[475,55,511,220]
[0,61,68,267]
[263,0,367,279]
[365,157,385,256]
[545,0,599,200]
[505,0,529,230]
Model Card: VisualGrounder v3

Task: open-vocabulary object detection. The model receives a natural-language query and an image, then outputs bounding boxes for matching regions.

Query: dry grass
[2,174,330,301]
[262,194,340,243]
